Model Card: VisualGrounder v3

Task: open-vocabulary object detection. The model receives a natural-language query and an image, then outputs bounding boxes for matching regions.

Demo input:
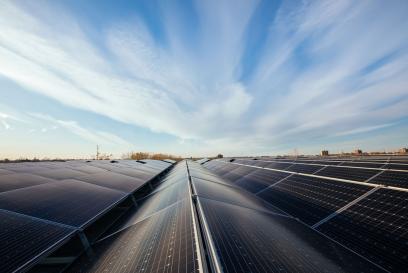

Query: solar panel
[0,180,127,227]
[198,198,383,273]
[0,209,75,273]
[66,200,200,273]
[234,169,290,193]
[0,168,15,176]
[243,160,270,167]
[192,177,281,214]
[65,164,108,174]
[88,161,159,177]
[317,188,408,272]
[310,160,342,165]
[2,165,51,174]
[76,171,147,193]
[138,159,172,170]
[208,163,240,176]
[221,165,256,183]
[189,168,231,186]
[315,166,380,182]
[128,179,189,224]
[0,173,56,193]
[368,170,408,188]
[286,164,323,174]
[264,162,293,170]
[29,168,88,180]
[387,163,408,170]
[258,175,372,225]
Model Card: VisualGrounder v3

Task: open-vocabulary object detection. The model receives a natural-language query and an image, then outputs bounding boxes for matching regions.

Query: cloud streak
[0,0,407,154]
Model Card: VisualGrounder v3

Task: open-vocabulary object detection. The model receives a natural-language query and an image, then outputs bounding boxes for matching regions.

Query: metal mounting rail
[186,161,222,273]
[185,161,206,273]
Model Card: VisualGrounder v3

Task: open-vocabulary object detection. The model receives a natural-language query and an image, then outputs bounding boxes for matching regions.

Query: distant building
[320,150,329,156]
[354,149,363,155]
[399,148,408,154]
[217,154,223,158]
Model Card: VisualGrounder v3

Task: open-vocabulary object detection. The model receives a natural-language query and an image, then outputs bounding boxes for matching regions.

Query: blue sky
[0,0,407,159]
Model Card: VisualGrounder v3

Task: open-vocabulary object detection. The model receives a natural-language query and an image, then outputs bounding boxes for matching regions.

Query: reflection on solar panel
[206,163,240,176]
[369,170,408,188]
[315,166,380,182]
[0,179,127,227]
[234,169,290,193]
[0,169,15,176]
[258,175,372,225]
[76,171,146,192]
[221,165,256,182]
[67,200,200,273]
[0,173,56,193]
[317,188,408,272]
[30,168,88,180]
[189,167,232,186]
[126,179,189,224]
[192,176,282,214]
[198,198,382,273]
[0,209,75,273]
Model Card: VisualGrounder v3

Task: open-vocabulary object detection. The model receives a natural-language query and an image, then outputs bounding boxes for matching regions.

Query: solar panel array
[0,160,172,273]
[188,161,384,272]
[203,157,408,272]
[66,162,201,273]
[1,156,407,272]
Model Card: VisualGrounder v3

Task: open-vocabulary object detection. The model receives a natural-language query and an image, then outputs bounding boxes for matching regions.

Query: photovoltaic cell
[317,188,408,272]
[258,175,372,225]
[234,169,290,193]
[66,200,200,273]
[315,166,380,182]
[0,209,75,273]
[199,198,383,273]
[0,180,127,227]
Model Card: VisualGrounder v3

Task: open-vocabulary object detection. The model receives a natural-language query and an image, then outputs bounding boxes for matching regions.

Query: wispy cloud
[0,0,407,154]
[29,113,132,147]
